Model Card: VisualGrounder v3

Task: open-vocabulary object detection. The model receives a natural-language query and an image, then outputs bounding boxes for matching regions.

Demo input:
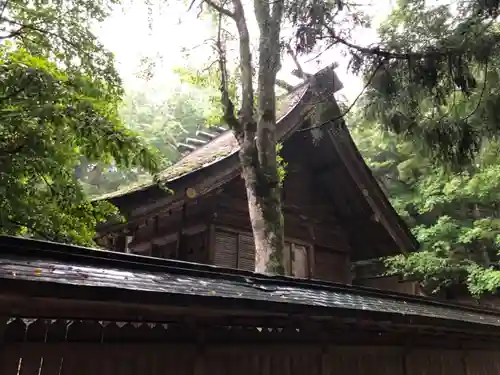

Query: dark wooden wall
[6,343,500,375]
[101,138,371,283]
[212,154,353,282]
[2,318,500,375]
[102,154,354,283]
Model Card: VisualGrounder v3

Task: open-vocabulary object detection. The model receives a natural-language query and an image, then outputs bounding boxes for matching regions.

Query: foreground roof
[0,235,498,330]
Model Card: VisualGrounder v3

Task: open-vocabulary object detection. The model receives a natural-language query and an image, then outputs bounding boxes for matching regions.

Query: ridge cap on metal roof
[1,235,498,318]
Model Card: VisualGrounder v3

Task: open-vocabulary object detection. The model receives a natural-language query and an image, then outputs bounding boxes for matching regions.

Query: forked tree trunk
[210,0,285,274]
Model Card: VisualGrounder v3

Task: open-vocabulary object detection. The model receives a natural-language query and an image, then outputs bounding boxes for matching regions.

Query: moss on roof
[96,83,309,201]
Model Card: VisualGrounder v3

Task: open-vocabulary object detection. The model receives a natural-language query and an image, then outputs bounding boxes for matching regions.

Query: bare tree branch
[203,0,236,18]
[286,43,307,80]
[0,26,23,40]
[276,79,295,92]
[231,0,255,134]
[321,22,500,60]
[0,0,9,19]
[215,13,241,138]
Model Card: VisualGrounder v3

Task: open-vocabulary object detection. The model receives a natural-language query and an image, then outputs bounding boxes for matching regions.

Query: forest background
[3,0,500,297]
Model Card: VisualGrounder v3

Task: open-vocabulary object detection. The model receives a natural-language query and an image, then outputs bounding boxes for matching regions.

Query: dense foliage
[352,115,500,297]
[358,0,500,167]
[0,0,158,245]
[343,0,500,298]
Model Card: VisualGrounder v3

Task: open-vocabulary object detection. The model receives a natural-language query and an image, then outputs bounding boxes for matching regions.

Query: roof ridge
[96,83,311,201]
[2,235,500,320]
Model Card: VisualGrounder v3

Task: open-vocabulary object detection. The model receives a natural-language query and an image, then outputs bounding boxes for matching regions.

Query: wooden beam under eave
[130,224,209,253]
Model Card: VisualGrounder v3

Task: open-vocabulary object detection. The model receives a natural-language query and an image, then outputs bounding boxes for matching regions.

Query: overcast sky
[96,0,394,102]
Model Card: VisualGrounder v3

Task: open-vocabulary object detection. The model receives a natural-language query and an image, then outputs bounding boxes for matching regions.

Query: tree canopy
[352,112,500,297]
[346,0,500,298]
[0,0,158,245]
[356,0,500,167]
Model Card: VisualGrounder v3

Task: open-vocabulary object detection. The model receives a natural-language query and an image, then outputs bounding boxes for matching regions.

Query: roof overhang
[0,236,497,335]
[95,65,418,254]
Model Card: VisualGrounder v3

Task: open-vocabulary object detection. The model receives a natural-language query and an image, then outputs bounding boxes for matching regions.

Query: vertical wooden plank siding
[1,349,21,375]
[1,342,500,374]
[39,347,62,375]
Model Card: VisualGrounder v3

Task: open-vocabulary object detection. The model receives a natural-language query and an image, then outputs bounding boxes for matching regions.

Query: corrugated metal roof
[0,234,499,328]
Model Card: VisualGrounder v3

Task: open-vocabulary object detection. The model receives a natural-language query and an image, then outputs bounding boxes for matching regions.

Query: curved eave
[97,82,313,205]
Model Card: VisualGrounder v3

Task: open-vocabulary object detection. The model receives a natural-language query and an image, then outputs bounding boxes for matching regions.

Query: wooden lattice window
[214,228,311,276]
[214,229,255,271]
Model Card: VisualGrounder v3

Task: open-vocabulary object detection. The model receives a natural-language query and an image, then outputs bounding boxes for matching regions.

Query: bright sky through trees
[95,0,393,102]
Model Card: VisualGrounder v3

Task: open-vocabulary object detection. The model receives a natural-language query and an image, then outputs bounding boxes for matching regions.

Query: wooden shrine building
[95,66,418,286]
[3,67,500,375]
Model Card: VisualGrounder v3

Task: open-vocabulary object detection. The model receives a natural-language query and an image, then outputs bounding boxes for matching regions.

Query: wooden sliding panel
[214,229,238,268]
[237,233,255,271]
[213,227,312,275]
[314,246,351,283]
[213,229,256,271]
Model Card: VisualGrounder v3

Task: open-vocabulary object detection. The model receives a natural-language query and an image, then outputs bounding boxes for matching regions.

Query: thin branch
[462,60,489,122]
[286,43,307,80]
[321,22,500,61]
[2,17,95,58]
[0,0,9,19]
[231,0,255,131]
[215,12,240,134]
[6,218,54,241]
[299,59,386,132]
[203,0,235,18]
[0,26,23,40]
[276,79,295,92]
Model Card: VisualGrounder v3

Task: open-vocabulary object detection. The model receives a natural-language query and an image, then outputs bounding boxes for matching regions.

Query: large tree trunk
[240,138,284,274]
[251,0,285,274]
[209,0,284,274]
[211,0,285,274]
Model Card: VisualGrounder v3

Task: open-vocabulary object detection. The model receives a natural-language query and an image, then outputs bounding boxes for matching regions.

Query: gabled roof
[96,66,418,254]
[98,83,310,201]
[0,235,499,332]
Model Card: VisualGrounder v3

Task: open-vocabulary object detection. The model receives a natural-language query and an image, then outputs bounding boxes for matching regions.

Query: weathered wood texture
[5,345,499,375]
[98,117,408,286]
[2,318,500,375]
[112,153,355,283]
[212,159,353,282]
[357,276,422,295]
